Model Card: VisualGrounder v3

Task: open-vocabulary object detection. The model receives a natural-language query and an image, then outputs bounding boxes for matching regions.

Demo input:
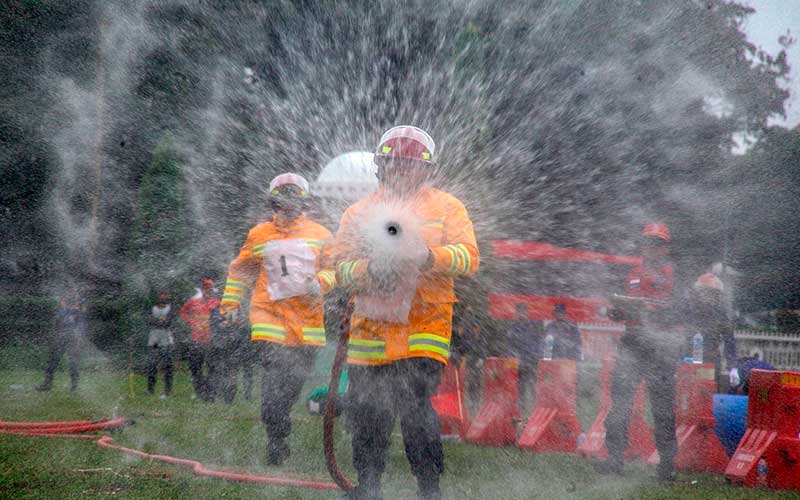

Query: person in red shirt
[597,222,678,481]
[179,279,220,401]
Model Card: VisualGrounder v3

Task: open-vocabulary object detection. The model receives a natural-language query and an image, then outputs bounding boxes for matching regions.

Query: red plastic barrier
[431,361,469,437]
[464,358,519,446]
[576,359,656,461]
[725,370,800,489]
[646,363,728,472]
[517,360,582,452]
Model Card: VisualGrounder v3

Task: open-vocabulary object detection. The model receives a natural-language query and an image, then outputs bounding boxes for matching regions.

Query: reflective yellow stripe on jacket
[251,323,286,342]
[408,333,450,359]
[347,338,387,363]
[222,279,247,306]
[302,327,326,346]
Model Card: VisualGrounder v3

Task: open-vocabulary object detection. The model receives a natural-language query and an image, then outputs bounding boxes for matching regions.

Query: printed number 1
[279,255,289,276]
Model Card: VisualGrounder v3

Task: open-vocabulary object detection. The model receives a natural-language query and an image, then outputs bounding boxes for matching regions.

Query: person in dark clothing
[734,354,775,395]
[451,303,482,411]
[208,305,253,404]
[237,328,257,401]
[507,302,544,417]
[596,222,679,482]
[146,290,178,398]
[544,303,582,361]
[36,291,87,392]
[683,272,738,391]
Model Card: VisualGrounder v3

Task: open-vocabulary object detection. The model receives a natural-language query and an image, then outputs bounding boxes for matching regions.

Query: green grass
[1,355,799,499]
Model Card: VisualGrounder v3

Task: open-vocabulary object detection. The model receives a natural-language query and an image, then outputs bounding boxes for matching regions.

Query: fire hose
[322,299,355,493]
[0,417,338,491]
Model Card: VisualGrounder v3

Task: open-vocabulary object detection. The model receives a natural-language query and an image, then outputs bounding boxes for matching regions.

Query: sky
[740,0,800,128]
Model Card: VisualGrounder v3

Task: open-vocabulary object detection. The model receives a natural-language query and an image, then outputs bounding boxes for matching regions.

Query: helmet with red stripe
[642,222,670,242]
[374,126,435,166]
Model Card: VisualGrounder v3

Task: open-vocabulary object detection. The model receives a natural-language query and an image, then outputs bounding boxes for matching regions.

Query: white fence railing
[734,329,800,371]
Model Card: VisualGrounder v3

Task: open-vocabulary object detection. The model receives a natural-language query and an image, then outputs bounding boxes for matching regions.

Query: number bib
[263,239,317,301]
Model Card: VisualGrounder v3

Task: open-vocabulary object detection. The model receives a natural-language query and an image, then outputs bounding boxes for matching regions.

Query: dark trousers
[209,345,238,404]
[518,356,539,417]
[605,335,678,470]
[347,358,444,494]
[146,346,174,395]
[260,342,316,445]
[42,334,81,389]
[187,343,211,399]
[239,341,258,401]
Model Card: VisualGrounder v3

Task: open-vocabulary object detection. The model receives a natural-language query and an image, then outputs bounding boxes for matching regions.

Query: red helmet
[642,223,670,242]
[694,272,723,291]
[374,126,435,165]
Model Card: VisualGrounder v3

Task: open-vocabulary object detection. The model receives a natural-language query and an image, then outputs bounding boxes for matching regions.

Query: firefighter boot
[593,457,624,476]
[417,474,442,500]
[266,438,290,466]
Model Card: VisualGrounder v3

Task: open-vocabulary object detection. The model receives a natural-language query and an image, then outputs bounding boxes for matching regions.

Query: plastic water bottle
[692,333,703,364]
[543,334,554,361]
[757,458,767,486]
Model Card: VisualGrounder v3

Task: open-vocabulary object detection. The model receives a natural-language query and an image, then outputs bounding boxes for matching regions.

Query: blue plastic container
[713,394,748,457]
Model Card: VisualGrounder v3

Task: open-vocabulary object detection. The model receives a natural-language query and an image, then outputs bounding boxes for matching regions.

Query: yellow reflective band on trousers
[251,323,287,342]
[408,333,450,359]
[302,327,326,345]
[347,338,387,361]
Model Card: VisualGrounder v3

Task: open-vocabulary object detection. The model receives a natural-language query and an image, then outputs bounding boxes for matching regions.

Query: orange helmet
[694,272,723,291]
[642,223,670,242]
[374,126,435,166]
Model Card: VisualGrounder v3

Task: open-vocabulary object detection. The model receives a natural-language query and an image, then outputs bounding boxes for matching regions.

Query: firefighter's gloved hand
[223,310,239,326]
[607,308,624,322]
[419,248,434,271]
[729,367,740,387]
[305,276,321,296]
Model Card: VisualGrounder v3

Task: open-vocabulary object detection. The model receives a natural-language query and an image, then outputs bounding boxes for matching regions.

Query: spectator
[683,272,737,391]
[36,289,87,392]
[146,290,177,398]
[734,353,775,395]
[507,302,544,417]
[179,279,220,401]
[544,303,582,361]
[208,303,251,404]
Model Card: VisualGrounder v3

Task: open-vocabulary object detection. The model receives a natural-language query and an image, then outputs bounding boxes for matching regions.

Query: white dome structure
[314,151,378,201]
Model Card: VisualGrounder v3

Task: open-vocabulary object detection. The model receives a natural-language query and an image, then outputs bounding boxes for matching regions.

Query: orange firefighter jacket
[328,186,479,365]
[220,215,334,347]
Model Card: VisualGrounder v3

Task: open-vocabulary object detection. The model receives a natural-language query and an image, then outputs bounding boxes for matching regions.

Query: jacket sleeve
[429,197,480,278]
[329,206,371,291]
[314,231,338,295]
[178,300,194,327]
[220,228,260,315]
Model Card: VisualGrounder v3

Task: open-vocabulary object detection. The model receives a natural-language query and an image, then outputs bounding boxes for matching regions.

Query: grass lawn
[1,353,799,499]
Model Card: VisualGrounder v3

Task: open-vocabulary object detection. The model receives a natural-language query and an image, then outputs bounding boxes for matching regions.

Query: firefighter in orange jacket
[220,172,334,465]
[329,126,479,500]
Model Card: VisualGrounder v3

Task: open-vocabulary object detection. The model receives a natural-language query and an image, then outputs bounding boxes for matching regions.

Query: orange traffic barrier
[431,361,470,438]
[577,359,656,461]
[517,359,582,452]
[725,369,800,489]
[646,362,728,472]
[464,357,519,446]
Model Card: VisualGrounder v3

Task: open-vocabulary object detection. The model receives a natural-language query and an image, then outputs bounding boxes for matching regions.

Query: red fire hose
[0,417,338,491]
[323,300,355,493]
